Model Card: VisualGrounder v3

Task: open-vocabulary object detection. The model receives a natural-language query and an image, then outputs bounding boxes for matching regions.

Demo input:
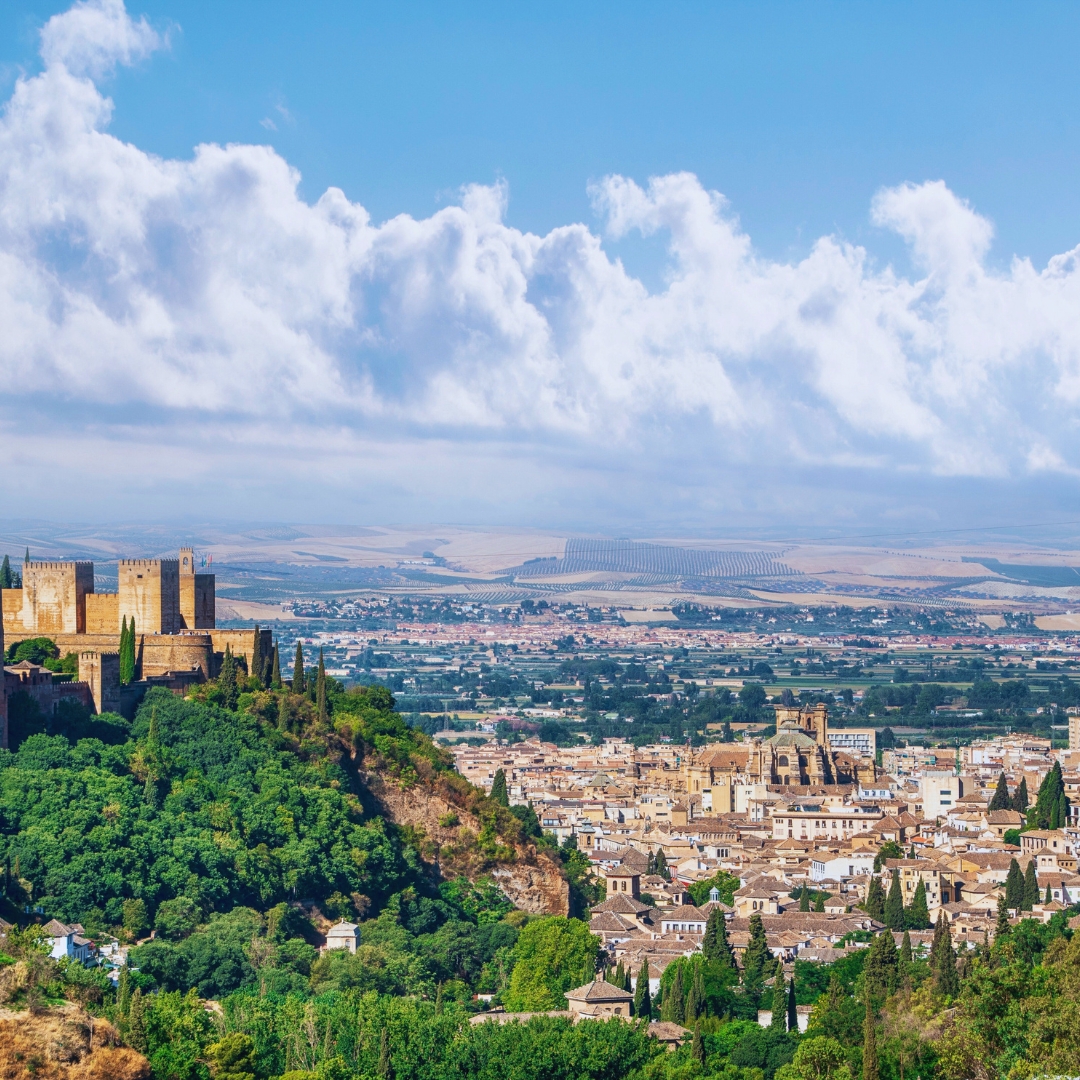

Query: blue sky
[4,1,1080,271]
[2,0,1080,532]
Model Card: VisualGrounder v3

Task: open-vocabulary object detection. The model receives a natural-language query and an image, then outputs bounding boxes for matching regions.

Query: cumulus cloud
[3,0,1080,524]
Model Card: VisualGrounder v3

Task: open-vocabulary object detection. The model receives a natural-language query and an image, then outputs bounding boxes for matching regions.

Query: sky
[2,0,1080,536]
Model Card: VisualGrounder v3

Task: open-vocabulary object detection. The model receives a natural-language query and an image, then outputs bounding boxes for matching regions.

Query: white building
[920,771,963,821]
[809,853,876,883]
[325,921,360,953]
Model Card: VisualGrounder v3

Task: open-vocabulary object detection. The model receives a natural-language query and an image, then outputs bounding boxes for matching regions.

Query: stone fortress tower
[2,548,270,731]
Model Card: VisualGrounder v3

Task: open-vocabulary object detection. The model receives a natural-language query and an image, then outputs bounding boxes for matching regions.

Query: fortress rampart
[2,548,274,723]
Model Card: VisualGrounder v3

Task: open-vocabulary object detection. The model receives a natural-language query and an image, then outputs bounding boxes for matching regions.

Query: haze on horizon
[3,0,1080,535]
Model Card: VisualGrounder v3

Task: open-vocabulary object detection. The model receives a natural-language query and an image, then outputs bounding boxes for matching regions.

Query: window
[778,756,789,767]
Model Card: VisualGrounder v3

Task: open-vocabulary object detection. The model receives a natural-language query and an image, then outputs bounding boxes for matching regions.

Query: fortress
[1,548,272,746]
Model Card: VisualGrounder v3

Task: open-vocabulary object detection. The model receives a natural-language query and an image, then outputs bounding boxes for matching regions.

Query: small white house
[43,919,92,963]
[326,920,360,953]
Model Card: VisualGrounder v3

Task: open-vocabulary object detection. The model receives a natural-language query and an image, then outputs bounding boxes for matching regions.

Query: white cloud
[2,0,1080,524]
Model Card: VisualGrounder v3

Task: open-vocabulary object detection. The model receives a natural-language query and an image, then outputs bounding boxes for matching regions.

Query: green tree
[316,647,328,724]
[662,963,685,1025]
[633,958,652,1019]
[128,987,147,1052]
[1012,776,1029,813]
[1045,882,1053,905]
[988,771,1011,811]
[776,1036,853,1080]
[742,912,770,994]
[884,869,905,931]
[119,615,136,685]
[771,968,788,1031]
[863,930,898,1000]
[250,625,264,690]
[905,880,931,929]
[1031,761,1069,830]
[207,1032,257,1080]
[1005,858,1024,910]
[490,769,509,807]
[862,1001,879,1080]
[863,876,885,921]
[122,897,149,941]
[1022,859,1039,911]
[787,972,798,1032]
[293,640,305,693]
[0,554,12,588]
[270,645,282,690]
[654,848,669,880]
[219,644,239,710]
[504,916,599,1011]
[800,888,811,912]
[702,906,735,969]
[691,1022,705,1065]
[117,963,131,1016]
[995,894,1011,939]
[379,1028,392,1080]
[930,913,959,997]
[277,692,289,731]
[814,892,826,913]
[899,930,913,965]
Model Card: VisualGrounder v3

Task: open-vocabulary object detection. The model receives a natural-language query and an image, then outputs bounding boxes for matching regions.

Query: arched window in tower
[777,755,789,767]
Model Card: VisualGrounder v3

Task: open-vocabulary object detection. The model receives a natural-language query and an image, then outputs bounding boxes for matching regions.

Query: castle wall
[2,588,23,636]
[119,559,181,635]
[140,633,214,679]
[79,651,120,714]
[20,562,94,635]
[211,628,273,677]
[85,592,119,634]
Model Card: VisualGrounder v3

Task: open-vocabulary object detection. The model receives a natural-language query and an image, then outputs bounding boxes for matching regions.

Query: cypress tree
[316,648,328,723]
[988,772,1011,811]
[655,848,669,880]
[1046,882,1053,905]
[127,988,147,1052]
[864,875,885,920]
[24,547,29,565]
[691,1022,706,1065]
[1022,859,1039,911]
[702,907,735,969]
[624,965,633,994]
[742,913,770,994]
[787,974,798,1032]
[490,769,509,806]
[906,880,931,929]
[800,887,810,911]
[663,964,686,1024]
[864,930,898,999]
[271,645,282,689]
[219,644,238,710]
[0,554,11,589]
[633,958,651,1019]
[931,914,959,997]
[118,964,131,1016]
[251,625,264,689]
[995,895,1011,939]
[862,1002,879,1080]
[1032,762,1068,830]
[293,641,305,693]
[119,615,137,685]
[1012,777,1028,813]
[770,968,787,1030]
[814,892,826,913]
[885,869,905,930]
[277,693,289,732]
[685,970,699,1026]
[378,1028,392,1080]
[900,929,913,965]
[1005,858,1024,910]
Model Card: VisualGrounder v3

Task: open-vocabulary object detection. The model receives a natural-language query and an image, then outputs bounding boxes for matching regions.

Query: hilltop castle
[0,548,272,747]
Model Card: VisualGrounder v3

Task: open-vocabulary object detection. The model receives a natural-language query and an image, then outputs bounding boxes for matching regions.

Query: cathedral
[683,703,877,806]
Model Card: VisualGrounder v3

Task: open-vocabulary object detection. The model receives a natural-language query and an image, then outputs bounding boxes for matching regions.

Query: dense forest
[0,646,1078,1080]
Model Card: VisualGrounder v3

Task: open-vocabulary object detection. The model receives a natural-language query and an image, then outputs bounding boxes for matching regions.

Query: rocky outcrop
[359,768,570,916]
[0,1006,150,1079]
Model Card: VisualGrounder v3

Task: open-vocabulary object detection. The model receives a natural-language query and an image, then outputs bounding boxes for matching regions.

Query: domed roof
[768,722,818,750]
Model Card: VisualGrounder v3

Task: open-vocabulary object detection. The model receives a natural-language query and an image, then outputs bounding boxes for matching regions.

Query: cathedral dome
[767,722,818,750]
